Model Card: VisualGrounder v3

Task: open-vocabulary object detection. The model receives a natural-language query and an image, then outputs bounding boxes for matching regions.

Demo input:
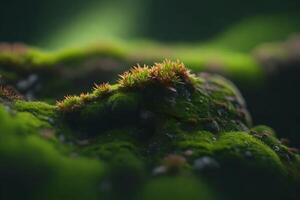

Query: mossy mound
[0,60,299,200]
[57,60,251,138]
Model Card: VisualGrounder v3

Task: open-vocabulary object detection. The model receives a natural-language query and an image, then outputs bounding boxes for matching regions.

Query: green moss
[57,61,250,136]
[0,60,299,200]
[250,125,297,163]
[0,105,105,200]
[14,100,56,118]
[53,61,299,199]
[137,176,217,200]
[175,130,286,172]
[107,92,140,113]
[0,44,125,69]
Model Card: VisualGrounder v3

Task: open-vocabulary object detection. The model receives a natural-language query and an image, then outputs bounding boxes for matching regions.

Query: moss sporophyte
[0,60,299,200]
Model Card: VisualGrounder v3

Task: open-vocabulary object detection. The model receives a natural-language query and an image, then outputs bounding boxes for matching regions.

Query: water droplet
[153,166,167,175]
[244,150,252,158]
[217,108,226,116]
[17,74,38,90]
[28,74,38,83]
[47,117,55,124]
[165,133,175,139]
[25,91,35,100]
[184,150,194,156]
[193,156,220,171]
[205,120,220,133]
[273,145,280,152]
[58,134,65,142]
[167,86,177,94]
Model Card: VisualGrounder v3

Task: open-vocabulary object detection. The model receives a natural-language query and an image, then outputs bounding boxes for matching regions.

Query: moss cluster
[56,60,251,138]
[0,60,299,200]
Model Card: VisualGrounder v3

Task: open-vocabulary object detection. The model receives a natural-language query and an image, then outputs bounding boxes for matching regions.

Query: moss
[250,125,298,163]
[118,60,196,89]
[137,176,217,200]
[175,130,286,173]
[107,92,140,113]
[0,60,299,200]
[0,43,125,69]
[173,131,300,200]
[57,60,250,138]
[57,95,83,112]
[14,100,56,118]
[0,105,105,200]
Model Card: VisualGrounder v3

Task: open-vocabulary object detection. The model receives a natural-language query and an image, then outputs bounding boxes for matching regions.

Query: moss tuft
[118,60,196,89]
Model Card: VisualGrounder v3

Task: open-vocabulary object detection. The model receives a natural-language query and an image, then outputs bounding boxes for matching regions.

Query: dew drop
[193,156,220,171]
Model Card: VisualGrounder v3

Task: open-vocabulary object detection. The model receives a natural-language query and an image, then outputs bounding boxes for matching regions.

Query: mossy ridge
[57,60,250,139]
[57,60,195,111]
[14,100,57,119]
[0,43,125,70]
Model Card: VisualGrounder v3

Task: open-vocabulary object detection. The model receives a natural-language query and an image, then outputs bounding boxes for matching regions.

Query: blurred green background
[1,0,300,49]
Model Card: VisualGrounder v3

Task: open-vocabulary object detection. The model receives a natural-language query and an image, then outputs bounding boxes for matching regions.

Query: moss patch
[0,60,299,200]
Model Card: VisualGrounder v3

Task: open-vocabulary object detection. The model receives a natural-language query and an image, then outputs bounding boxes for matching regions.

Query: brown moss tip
[57,60,195,112]
[118,59,195,88]
[0,42,28,54]
[92,82,112,97]
[0,85,23,101]
[56,95,82,112]
[56,82,114,112]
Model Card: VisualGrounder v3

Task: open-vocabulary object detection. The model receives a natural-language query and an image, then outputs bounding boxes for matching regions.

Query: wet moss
[14,100,56,118]
[137,176,217,200]
[57,60,250,138]
[0,105,105,200]
[0,60,299,200]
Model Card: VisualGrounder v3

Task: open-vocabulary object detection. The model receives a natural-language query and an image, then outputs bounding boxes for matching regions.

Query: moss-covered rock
[57,60,251,137]
[0,60,299,200]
